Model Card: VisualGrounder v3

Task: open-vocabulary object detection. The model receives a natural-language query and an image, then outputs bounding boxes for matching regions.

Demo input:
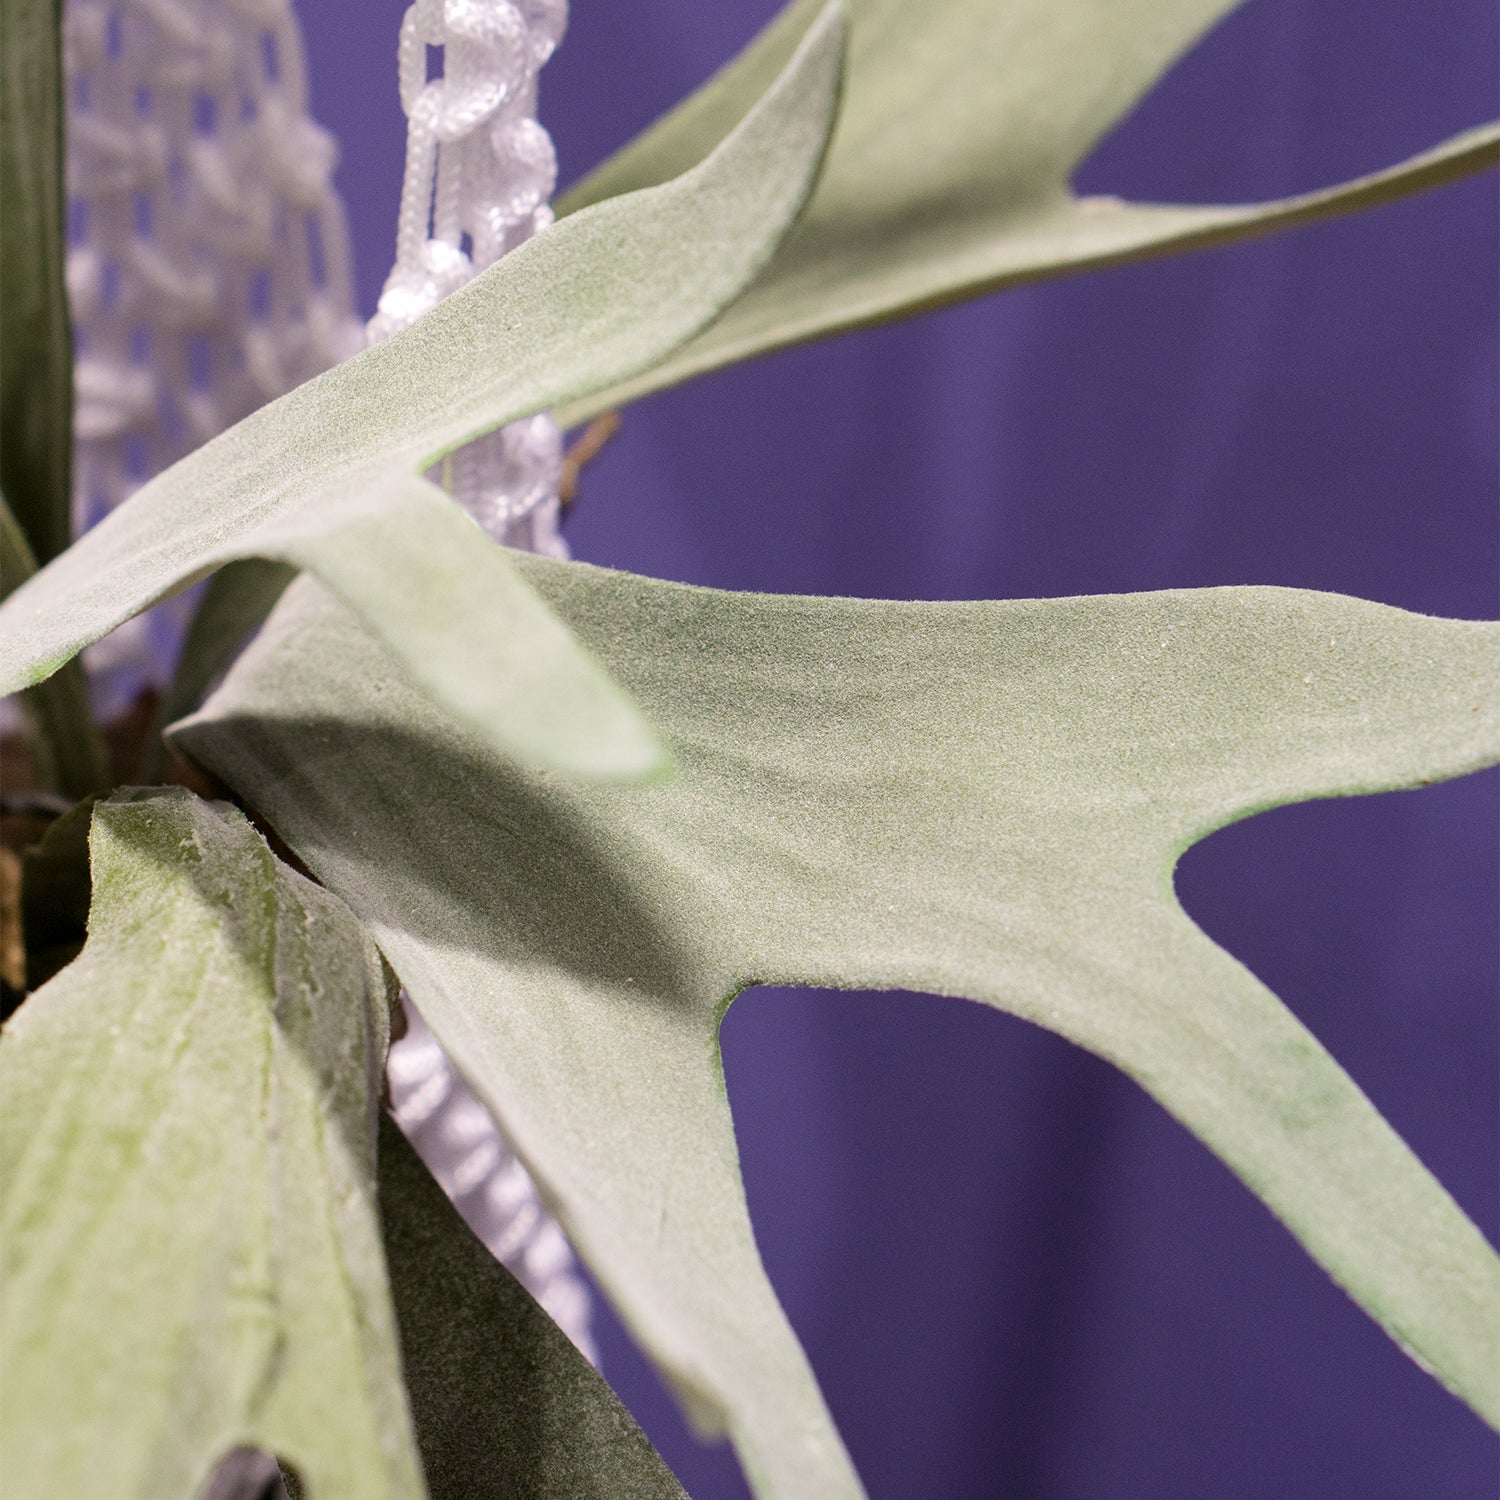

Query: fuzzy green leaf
[174,564,1500,1499]
[555,0,1500,423]
[378,1114,688,1500]
[0,788,425,1499]
[0,4,846,777]
[0,0,72,566]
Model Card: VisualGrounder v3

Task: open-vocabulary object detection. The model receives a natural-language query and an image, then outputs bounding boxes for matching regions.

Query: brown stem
[558,410,622,511]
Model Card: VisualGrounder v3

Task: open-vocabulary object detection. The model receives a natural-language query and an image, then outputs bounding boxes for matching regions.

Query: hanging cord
[365,0,569,556]
[59,0,595,1360]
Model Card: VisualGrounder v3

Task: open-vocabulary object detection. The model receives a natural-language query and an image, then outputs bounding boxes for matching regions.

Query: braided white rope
[366,0,568,555]
[61,0,594,1358]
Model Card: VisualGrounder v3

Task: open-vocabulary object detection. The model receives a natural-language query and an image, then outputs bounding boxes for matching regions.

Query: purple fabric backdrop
[298,4,1498,1496]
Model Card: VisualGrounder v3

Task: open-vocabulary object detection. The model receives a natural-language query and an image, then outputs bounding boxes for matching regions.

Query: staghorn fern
[0,2,1496,1497]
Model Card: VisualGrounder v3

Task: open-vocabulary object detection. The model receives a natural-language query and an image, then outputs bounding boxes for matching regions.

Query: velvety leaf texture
[554,0,1500,423]
[0,3,846,777]
[379,1114,688,1500]
[0,789,425,1499]
[175,563,1500,1500]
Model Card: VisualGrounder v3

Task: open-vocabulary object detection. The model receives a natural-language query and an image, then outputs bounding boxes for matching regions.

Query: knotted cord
[365,0,569,555]
[63,0,366,711]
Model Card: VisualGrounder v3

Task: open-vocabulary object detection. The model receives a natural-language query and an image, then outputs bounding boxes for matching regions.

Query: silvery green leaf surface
[0,0,72,567]
[0,3,846,777]
[0,490,109,799]
[554,0,1500,424]
[378,1114,688,1500]
[0,789,425,1499]
[175,563,1500,1499]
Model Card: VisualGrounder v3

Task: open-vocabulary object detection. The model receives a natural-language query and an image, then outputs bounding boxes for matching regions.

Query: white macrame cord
[62,0,366,713]
[367,0,569,555]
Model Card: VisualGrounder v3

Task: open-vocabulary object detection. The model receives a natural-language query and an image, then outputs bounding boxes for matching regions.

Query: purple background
[299,3,1498,1496]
